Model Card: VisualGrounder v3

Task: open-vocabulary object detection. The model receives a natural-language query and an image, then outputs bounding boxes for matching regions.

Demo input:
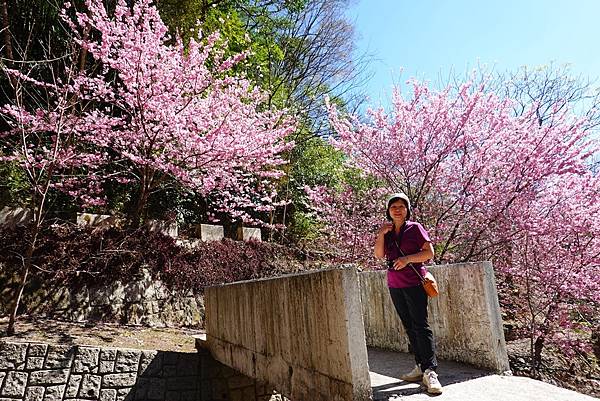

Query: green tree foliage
[154,0,368,237]
[0,161,28,207]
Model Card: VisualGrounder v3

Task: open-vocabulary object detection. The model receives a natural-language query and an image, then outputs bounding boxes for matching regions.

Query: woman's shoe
[400,365,423,382]
[422,369,443,394]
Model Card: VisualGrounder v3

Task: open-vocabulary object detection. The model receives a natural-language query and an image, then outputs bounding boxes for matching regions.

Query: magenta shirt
[384,221,432,288]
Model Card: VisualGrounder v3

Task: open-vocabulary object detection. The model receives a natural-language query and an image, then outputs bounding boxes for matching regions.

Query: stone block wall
[0,269,203,328]
[0,340,277,401]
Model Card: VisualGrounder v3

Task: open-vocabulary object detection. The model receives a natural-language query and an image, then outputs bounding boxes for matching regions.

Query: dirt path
[0,316,203,352]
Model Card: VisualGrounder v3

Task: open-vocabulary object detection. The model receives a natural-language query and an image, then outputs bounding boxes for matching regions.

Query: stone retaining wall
[0,269,203,328]
[0,340,276,401]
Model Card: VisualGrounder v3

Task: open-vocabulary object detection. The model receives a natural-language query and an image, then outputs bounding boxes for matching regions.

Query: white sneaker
[422,369,443,394]
[400,365,423,382]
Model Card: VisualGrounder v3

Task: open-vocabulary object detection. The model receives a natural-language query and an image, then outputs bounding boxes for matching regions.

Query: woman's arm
[374,222,393,259]
[392,241,434,270]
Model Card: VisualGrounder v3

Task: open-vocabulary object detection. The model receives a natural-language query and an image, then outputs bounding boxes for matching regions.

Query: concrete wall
[360,262,510,372]
[205,268,371,401]
[0,340,277,401]
[238,228,261,242]
[198,224,225,241]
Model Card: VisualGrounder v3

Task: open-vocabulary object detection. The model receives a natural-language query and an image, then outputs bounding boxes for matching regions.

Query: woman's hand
[392,256,410,270]
[377,222,393,236]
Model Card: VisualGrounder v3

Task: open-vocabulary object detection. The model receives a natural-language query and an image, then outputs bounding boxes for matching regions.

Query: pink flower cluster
[2,0,296,222]
[312,80,600,355]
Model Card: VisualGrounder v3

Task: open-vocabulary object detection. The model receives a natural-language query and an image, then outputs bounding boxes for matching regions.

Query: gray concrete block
[146,219,178,238]
[99,360,115,373]
[162,365,177,377]
[76,212,119,227]
[100,389,117,401]
[138,350,159,375]
[65,374,82,398]
[29,369,70,385]
[163,352,179,365]
[44,345,73,369]
[116,388,131,401]
[114,350,141,373]
[27,344,48,357]
[176,354,199,376]
[24,386,45,401]
[73,347,100,373]
[200,224,224,241]
[0,342,28,369]
[181,391,200,401]
[100,349,117,361]
[166,376,196,391]
[205,267,371,401]
[42,384,65,401]
[359,262,510,372]
[1,371,28,397]
[0,206,32,228]
[102,372,137,387]
[25,357,44,370]
[147,378,166,400]
[133,377,148,400]
[241,227,262,241]
[165,391,181,401]
[79,374,102,398]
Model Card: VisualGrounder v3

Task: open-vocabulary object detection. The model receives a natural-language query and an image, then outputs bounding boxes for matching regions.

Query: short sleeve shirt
[384,221,432,288]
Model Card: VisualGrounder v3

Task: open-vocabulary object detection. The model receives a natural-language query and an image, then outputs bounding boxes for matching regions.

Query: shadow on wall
[0,341,274,401]
[121,349,212,401]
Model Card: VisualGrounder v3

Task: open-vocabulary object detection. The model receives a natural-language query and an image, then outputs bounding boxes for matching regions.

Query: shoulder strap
[392,223,425,282]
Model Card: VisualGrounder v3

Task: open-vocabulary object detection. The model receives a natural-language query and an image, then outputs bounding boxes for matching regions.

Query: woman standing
[374,193,442,394]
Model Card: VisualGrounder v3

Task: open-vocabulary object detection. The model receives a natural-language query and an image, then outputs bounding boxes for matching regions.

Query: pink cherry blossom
[311,79,600,361]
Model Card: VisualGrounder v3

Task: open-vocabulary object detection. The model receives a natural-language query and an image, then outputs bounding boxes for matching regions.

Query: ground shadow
[368,347,491,400]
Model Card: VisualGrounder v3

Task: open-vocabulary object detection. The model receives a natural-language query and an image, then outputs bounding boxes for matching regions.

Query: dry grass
[0,316,203,353]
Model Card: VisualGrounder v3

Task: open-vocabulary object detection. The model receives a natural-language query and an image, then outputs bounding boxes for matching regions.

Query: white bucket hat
[385,193,412,220]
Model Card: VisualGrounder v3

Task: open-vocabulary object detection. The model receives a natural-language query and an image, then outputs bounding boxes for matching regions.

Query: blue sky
[348,0,600,106]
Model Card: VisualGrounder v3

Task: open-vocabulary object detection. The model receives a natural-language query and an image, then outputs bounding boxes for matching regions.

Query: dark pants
[389,286,437,372]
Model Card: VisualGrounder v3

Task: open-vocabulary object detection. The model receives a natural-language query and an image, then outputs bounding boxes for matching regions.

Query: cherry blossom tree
[64,0,295,223]
[304,184,386,264]
[309,79,600,366]
[0,64,112,335]
[0,0,295,334]
[505,173,600,370]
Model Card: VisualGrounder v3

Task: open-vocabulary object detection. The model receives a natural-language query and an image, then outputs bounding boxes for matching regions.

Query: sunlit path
[368,348,597,401]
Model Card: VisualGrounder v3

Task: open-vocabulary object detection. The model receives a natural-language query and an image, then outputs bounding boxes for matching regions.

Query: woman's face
[388,199,408,223]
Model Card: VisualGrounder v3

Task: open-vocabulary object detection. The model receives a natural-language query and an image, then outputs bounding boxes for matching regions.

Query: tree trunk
[0,0,17,93]
[6,262,30,335]
[78,25,90,73]
[131,189,149,227]
[131,177,153,227]
[533,334,545,372]
[6,229,37,335]
[130,170,152,226]
[0,0,13,62]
